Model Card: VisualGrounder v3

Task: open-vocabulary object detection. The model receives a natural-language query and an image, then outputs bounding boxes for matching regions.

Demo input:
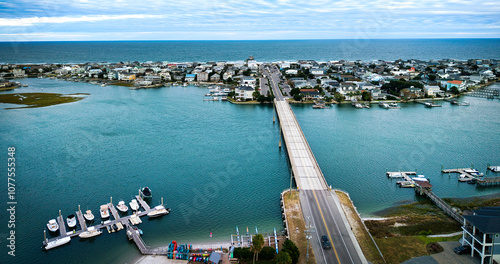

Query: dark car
[454,245,471,255]
[321,235,332,249]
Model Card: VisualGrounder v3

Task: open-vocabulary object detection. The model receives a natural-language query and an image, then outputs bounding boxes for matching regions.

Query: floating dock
[441,167,484,182]
[386,171,417,188]
[43,194,167,253]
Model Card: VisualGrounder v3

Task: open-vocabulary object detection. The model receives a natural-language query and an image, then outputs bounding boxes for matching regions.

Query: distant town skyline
[1,0,499,41]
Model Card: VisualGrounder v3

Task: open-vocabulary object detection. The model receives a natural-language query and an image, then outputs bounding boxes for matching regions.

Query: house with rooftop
[461,207,500,264]
[240,76,256,88]
[185,73,196,82]
[234,85,254,101]
[400,87,423,99]
[197,71,209,82]
[300,88,321,100]
[423,85,444,97]
[446,80,466,91]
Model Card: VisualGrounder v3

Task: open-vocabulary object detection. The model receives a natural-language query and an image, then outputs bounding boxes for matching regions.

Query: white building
[234,85,254,101]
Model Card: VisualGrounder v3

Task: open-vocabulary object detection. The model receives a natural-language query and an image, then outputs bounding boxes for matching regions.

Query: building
[197,71,209,82]
[210,74,220,82]
[311,68,325,75]
[300,88,321,100]
[461,207,500,264]
[185,74,196,82]
[234,85,254,101]
[446,80,466,91]
[423,85,444,97]
[144,75,161,84]
[118,72,136,81]
[400,87,423,99]
[240,76,256,88]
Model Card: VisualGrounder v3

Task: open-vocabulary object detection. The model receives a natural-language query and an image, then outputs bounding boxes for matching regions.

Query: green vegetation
[276,251,292,264]
[282,240,300,264]
[252,234,265,263]
[0,93,89,109]
[443,193,500,212]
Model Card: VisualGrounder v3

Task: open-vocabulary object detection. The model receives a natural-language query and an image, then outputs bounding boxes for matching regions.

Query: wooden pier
[441,167,484,182]
[414,182,464,223]
[387,171,416,187]
[43,194,168,253]
[476,177,500,186]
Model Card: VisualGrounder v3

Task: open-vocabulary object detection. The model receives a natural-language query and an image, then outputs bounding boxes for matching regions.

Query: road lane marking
[311,189,342,264]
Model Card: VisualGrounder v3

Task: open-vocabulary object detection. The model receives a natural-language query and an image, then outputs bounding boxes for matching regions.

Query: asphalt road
[301,190,364,264]
[266,64,366,263]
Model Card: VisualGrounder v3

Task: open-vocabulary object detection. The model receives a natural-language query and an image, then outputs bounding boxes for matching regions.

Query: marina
[42,194,169,252]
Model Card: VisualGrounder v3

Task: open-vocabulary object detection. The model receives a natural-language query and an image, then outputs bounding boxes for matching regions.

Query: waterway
[0,79,499,264]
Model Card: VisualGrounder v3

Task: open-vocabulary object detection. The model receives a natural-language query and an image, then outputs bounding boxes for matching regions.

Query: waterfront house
[461,207,500,264]
[446,80,466,91]
[234,85,254,101]
[371,88,385,100]
[311,68,326,76]
[300,88,321,100]
[197,71,209,82]
[144,75,161,84]
[400,87,423,99]
[423,85,444,97]
[286,69,298,75]
[118,72,136,81]
[185,74,196,82]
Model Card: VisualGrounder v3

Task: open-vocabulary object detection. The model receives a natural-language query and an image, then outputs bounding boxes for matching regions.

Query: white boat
[45,236,71,250]
[412,175,429,182]
[380,103,390,109]
[489,166,500,172]
[47,219,59,232]
[389,103,400,108]
[464,169,484,177]
[129,199,140,211]
[116,201,129,213]
[66,214,77,228]
[100,204,110,219]
[79,226,102,239]
[84,210,94,221]
[147,205,169,218]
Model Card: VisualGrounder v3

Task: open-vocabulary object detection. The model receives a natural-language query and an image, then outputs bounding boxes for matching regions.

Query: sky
[0,0,499,41]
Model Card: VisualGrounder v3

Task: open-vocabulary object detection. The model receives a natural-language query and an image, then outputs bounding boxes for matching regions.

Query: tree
[450,86,460,95]
[276,251,292,264]
[293,93,303,102]
[282,240,300,264]
[334,93,345,102]
[251,234,265,264]
[429,74,436,81]
[290,88,301,97]
[361,91,372,102]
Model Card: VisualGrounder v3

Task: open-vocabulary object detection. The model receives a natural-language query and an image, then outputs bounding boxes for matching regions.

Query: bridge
[264,65,367,264]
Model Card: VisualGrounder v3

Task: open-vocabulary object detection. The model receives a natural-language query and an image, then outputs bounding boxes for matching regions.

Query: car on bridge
[321,235,332,249]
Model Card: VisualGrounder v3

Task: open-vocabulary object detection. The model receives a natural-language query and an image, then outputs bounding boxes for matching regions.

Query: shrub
[233,247,252,260]
[259,246,276,260]
[282,240,300,264]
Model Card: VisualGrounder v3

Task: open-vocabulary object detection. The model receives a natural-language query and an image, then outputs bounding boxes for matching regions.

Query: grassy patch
[283,191,316,264]
[110,82,134,87]
[0,92,89,109]
[336,191,385,264]
[443,193,500,212]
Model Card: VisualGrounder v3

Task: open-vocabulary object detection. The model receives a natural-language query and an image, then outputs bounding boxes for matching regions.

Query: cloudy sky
[1,0,499,41]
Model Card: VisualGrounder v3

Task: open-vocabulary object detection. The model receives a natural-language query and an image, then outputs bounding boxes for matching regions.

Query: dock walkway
[415,183,464,224]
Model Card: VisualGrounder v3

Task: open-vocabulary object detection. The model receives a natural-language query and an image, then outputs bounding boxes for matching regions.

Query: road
[264,64,367,264]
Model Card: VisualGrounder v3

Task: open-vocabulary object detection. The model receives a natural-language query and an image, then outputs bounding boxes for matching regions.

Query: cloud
[0,14,165,26]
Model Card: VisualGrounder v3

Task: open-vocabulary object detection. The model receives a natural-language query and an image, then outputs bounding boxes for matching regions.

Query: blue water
[1,39,500,64]
[0,79,499,264]
[0,79,288,264]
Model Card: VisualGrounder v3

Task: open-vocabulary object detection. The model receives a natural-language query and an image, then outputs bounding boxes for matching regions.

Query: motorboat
[147,205,169,218]
[100,204,110,219]
[116,201,129,213]
[66,214,77,228]
[380,102,390,109]
[464,169,484,177]
[412,175,429,182]
[84,210,94,221]
[139,187,152,199]
[389,103,400,108]
[489,166,500,172]
[79,226,102,239]
[47,219,59,232]
[44,236,71,250]
[129,199,140,211]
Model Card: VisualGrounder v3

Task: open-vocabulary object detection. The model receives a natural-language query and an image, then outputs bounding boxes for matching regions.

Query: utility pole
[304,217,315,263]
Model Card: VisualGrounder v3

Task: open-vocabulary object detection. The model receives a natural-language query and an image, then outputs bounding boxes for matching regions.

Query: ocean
[0,39,500,64]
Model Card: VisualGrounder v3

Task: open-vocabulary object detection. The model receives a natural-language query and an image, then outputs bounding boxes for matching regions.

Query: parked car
[454,245,471,255]
[321,235,332,249]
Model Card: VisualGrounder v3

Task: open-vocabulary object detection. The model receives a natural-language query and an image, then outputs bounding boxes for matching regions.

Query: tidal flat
[0,92,89,109]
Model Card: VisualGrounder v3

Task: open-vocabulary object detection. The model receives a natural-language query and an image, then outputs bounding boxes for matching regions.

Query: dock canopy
[414,181,433,188]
